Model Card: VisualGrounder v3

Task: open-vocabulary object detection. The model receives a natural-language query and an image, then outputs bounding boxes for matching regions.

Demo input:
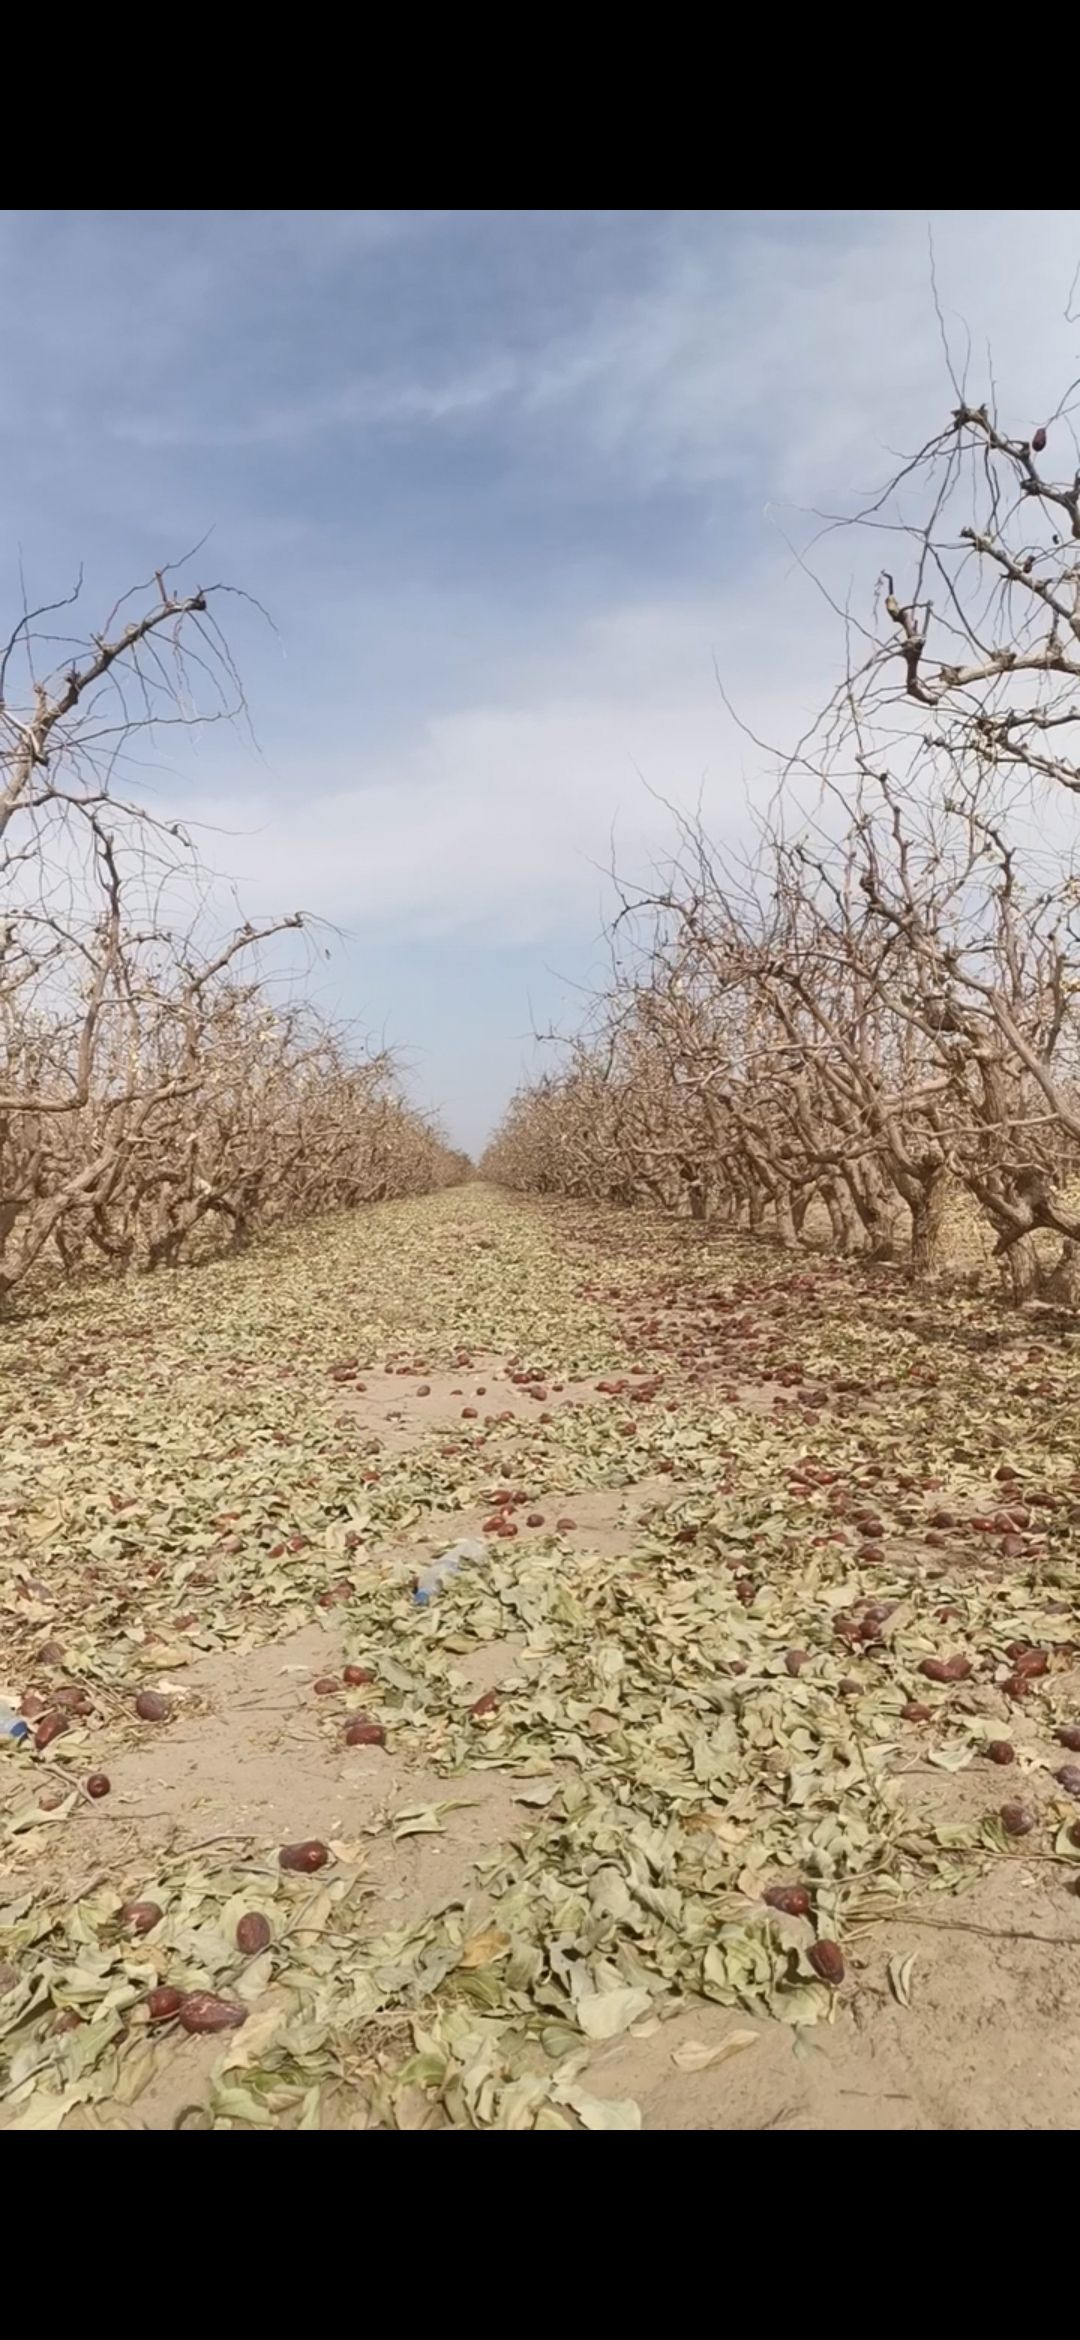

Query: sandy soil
[36,1570,1080,2132]
[3,1189,1080,2129]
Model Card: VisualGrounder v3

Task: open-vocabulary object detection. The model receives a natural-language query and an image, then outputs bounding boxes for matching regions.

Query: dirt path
[2,1186,1079,2128]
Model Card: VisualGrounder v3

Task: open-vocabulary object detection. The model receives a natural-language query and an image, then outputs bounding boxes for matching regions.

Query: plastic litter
[0,1704,29,1744]
[413,1537,487,1606]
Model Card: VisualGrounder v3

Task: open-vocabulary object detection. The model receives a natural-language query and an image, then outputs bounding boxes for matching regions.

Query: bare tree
[0,563,466,1300]
[484,349,1080,1305]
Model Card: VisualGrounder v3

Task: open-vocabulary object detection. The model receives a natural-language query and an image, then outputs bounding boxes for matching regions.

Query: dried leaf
[671,2029,758,2072]
[576,1985,652,2041]
[393,1807,445,1841]
[887,1952,918,2008]
[459,1927,512,1971]
[556,2083,642,2131]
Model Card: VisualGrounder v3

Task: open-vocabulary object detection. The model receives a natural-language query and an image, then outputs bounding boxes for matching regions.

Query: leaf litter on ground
[2,1187,1080,2126]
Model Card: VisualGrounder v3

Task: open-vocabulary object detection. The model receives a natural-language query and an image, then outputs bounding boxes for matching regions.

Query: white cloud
[522,211,1080,500]
[11,208,1080,1147]
[175,210,1080,967]
[184,566,839,946]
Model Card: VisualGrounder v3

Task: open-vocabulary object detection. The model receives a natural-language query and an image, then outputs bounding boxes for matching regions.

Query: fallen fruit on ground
[178,1993,248,2034]
[33,1712,68,1749]
[235,1912,272,1954]
[278,1841,329,1872]
[146,1987,185,2022]
[53,1685,92,1714]
[764,1885,811,1917]
[134,1691,171,1723]
[120,1901,163,1935]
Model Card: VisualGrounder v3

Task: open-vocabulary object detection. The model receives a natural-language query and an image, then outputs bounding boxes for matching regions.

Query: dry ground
[1,1186,1079,2129]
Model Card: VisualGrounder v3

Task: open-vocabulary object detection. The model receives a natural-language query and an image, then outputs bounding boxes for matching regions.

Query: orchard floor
[2,1184,1079,2130]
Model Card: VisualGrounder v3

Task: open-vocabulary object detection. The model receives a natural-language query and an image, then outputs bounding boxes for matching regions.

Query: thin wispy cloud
[113,356,522,451]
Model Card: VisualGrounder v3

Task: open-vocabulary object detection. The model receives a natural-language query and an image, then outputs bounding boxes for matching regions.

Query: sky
[3,208,1079,1152]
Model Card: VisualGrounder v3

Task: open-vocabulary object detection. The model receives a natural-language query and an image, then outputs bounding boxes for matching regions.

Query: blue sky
[3,208,1079,1149]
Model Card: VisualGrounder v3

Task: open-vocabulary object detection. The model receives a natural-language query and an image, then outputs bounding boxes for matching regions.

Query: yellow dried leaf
[459,1927,512,1971]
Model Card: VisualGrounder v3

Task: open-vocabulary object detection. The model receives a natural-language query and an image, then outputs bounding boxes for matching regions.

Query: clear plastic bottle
[413,1537,487,1605]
